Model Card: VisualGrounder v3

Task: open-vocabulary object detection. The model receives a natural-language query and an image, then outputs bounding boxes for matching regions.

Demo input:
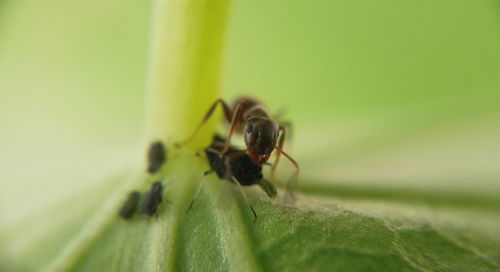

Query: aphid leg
[257,179,277,199]
[175,99,233,147]
[186,170,213,214]
[219,102,246,156]
[231,176,258,222]
[273,146,300,202]
[271,125,287,181]
[178,146,204,159]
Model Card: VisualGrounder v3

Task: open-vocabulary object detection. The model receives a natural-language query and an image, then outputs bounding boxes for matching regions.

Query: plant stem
[141,3,232,269]
[144,0,232,148]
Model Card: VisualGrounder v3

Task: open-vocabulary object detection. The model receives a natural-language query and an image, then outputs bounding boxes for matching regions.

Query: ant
[186,135,277,221]
[176,96,299,194]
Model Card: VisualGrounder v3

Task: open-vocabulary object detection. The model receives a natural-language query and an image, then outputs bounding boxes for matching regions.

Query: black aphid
[187,135,277,220]
[141,181,164,216]
[119,191,141,219]
[206,135,276,198]
[147,141,166,174]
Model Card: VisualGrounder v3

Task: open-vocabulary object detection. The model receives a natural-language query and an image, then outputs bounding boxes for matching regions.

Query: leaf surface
[2,154,499,272]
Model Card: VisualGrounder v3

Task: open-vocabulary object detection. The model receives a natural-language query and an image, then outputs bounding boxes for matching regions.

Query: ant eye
[246,124,253,133]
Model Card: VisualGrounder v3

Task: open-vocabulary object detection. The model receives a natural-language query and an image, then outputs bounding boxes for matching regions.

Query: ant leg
[272,106,293,142]
[279,121,294,143]
[231,176,258,221]
[273,146,300,201]
[224,149,248,162]
[272,106,288,121]
[206,144,247,160]
[186,170,213,214]
[175,99,233,147]
[271,125,287,181]
[219,102,246,156]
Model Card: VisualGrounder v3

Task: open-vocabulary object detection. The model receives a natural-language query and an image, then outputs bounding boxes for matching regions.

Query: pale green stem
[145,0,231,148]
[141,2,233,270]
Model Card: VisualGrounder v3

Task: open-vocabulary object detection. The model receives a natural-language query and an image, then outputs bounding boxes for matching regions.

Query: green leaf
[2,157,500,271]
[1,0,500,271]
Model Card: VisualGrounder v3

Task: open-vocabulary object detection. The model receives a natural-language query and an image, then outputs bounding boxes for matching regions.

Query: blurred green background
[1,0,499,228]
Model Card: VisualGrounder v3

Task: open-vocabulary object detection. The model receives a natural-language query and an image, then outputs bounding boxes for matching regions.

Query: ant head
[244,117,278,164]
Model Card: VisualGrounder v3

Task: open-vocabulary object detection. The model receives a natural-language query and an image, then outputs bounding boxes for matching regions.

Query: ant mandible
[176,96,299,190]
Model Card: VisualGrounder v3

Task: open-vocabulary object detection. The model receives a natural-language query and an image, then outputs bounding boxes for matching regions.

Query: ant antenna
[186,170,213,214]
[231,176,258,221]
